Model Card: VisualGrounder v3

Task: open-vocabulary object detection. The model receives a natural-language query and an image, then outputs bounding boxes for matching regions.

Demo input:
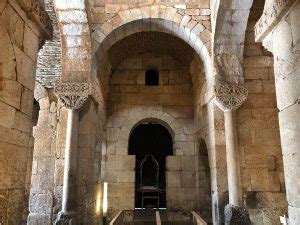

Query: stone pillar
[214,83,251,225]
[255,1,300,224]
[27,83,57,224]
[54,83,91,224]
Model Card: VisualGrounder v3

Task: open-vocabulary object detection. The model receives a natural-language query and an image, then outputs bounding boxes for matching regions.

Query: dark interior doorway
[129,122,173,208]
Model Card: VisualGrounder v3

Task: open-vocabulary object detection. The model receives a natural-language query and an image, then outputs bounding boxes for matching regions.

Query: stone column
[255,1,300,224]
[54,83,91,224]
[214,83,251,225]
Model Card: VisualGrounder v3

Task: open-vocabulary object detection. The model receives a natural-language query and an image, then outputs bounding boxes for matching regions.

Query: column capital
[55,82,91,110]
[214,83,248,112]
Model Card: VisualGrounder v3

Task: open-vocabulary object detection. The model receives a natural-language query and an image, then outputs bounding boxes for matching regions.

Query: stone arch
[53,0,92,82]
[92,6,213,85]
[115,109,186,156]
[213,0,254,84]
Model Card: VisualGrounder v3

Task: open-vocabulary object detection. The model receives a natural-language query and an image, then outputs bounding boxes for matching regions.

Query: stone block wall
[104,52,199,219]
[76,101,104,224]
[0,2,45,224]
[237,4,288,224]
[35,0,61,88]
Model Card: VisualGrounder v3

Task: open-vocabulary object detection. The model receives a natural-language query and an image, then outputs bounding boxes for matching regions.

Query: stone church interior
[0,0,299,224]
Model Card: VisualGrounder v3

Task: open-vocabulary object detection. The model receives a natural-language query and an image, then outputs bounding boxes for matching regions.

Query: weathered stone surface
[0,102,15,128]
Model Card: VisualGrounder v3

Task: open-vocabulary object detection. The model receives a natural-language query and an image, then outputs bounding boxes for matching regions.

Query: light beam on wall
[103,182,108,217]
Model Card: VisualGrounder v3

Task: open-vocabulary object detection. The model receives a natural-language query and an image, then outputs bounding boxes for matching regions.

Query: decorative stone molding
[224,204,251,225]
[13,0,53,39]
[255,0,296,42]
[55,83,91,110]
[214,83,248,111]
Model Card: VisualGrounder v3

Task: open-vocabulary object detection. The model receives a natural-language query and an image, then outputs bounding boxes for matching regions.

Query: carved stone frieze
[15,0,53,39]
[214,83,248,111]
[255,0,296,42]
[55,83,91,110]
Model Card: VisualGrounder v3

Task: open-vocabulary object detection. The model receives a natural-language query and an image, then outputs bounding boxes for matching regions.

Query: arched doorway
[129,122,173,209]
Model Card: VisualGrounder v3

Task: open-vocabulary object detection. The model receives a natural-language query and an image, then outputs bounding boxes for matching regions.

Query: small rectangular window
[145,69,159,86]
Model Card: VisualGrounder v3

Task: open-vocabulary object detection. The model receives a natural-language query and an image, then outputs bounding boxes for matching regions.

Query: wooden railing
[191,211,207,225]
[109,210,124,225]
[156,211,161,225]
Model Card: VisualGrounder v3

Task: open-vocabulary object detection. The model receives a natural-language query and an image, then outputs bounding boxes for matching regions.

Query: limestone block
[181,156,195,171]
[290,3,300,44]
[0,125,30,147]
[244,146,281,164]
[7,189,23,225]
[289,205,300,225]
[278,104,300,155]
[13,111,31,133]
[181,171,195,188]
[283,153,300,207]
[185,9,199,16]
[0,60,16,80]
[1,4,24,47]
[244,67,269,80]
[166,171,181,187]
[253,129,281,146]
[23,25,39,61]
[166,187,180,202]
[166,156,182,170]
[244,94,276,109]
[117,171,134,183]
[0,143,28,189]
[0,79,21,109]
[0,29,15,63]
[14,46,36,90]
[268,171,281,192]
[245,80,263,93]
[0,102,15,128]
[250,168,269,191]
[275,69,300,111]
[0,0,7,13]
[262,80,276,93]
[20,87,34,116]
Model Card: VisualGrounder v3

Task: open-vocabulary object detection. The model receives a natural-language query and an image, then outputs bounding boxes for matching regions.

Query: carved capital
[214,83,248,111]
[255,0,296,42]
[55,83,91,110]
[16,0,53,39]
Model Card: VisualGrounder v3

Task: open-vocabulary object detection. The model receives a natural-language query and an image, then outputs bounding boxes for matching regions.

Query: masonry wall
[104,52,204,219]
[0,2,43,224]
[237,4,287,224]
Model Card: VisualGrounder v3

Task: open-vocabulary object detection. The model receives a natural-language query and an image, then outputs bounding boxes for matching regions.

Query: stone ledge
[255,0,296,42]
[9,0,53,39]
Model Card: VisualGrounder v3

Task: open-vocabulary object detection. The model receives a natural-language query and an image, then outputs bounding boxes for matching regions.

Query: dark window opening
[145,69,159,86]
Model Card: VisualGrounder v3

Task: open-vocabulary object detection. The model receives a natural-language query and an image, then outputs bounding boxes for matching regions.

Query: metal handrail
[156,211,161,225]
[191,211,207,225]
